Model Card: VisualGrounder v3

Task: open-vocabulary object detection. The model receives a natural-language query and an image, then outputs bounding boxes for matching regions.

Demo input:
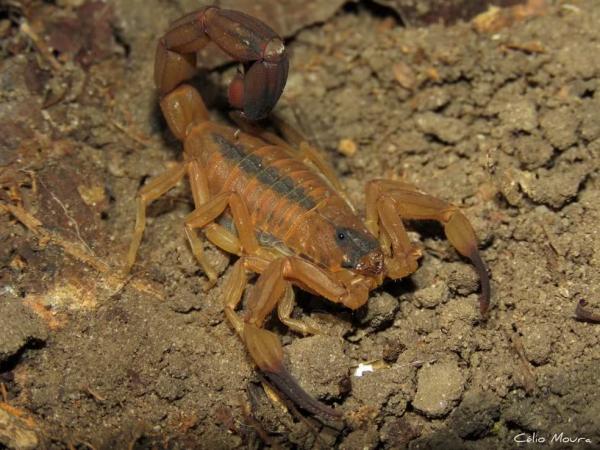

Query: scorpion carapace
[125,6,491,419]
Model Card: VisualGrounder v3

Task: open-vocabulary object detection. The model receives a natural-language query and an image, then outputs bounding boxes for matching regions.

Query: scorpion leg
[160,87,259,281]
[222,255,321,349]
[183,190,259,285]
[179,183,329,414]
[222,254,273,336]
[222,257,250,336]
[188,160,242,256]
[220,256,328,409]
[203,223,242,255]
[160,87,249,273]
[366,180,490,316]
[277,287,322,336]
[125,163,187,273]
[125,86,209,274]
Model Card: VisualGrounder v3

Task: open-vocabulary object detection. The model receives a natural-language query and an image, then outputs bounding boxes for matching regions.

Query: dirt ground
[1,0,599,449]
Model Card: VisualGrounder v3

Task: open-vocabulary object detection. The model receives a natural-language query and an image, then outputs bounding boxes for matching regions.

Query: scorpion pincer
[124,5,491,418]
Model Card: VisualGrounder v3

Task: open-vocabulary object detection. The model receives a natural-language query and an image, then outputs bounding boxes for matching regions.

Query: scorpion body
[125,5,491,418]
[187,122,382,280]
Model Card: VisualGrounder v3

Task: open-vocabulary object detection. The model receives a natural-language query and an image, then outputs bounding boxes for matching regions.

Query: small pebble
[412,359,466,418]
[338,138,357,157]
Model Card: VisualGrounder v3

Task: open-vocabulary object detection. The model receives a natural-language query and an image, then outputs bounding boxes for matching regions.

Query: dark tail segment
[240,56,289,121]
[262,367,343,419]
[203,7,289,120]
[155,6,288,120]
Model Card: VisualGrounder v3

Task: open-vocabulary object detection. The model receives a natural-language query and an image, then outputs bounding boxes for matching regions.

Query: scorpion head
[289,201,384,282]
[334,226,384,277]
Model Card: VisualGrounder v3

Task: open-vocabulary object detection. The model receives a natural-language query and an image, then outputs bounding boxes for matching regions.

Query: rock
[513,135,554,170]
[438,298,479,332]
[286,335,350,400]
[547,372,570,396]
[409,308,438,335]
[499,99,538,133]
[415,112,467,144]
[380,416,421,448]
[154,371,186,400]
[448,390,500,438]
[412,360,466,418]
[503,398,549,431]
[340,426,379,450]
[168,289,202,313]
[413,281,449,309]
[540,107,578,150]
[445,262,479,297]
[580,99,600,141]
[518,164,588,209]
[0,295,47,363]
[520,322,556,365]
[358,292,399,331]
[382,339,406,363]
[409,429,463,450]
[412,87,451,112]
[350,363,415,414]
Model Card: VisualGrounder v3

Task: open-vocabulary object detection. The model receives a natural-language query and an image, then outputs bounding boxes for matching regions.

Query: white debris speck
[354,363,374,377]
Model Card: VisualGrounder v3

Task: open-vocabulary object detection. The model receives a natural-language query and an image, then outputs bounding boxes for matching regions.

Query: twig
[110,120,152,147]
[0,403,39,449]
[575,299,600,323]
[508,330,537,394]
[37,176,95,256]
[0,382,8,403]
[20,21,62,72]
[83,385,106,402]
[239,392,280,449]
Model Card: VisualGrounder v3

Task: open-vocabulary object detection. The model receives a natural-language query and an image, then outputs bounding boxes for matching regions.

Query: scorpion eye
[335,227,351,243]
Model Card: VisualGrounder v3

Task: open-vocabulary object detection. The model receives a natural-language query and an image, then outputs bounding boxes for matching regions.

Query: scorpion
[124,5,491,418]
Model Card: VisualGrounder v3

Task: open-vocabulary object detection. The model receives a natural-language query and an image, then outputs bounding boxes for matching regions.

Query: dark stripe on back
[212,133,316,210]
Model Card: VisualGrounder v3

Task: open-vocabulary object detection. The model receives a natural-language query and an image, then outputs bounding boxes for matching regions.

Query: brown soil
[1,1,599,449]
